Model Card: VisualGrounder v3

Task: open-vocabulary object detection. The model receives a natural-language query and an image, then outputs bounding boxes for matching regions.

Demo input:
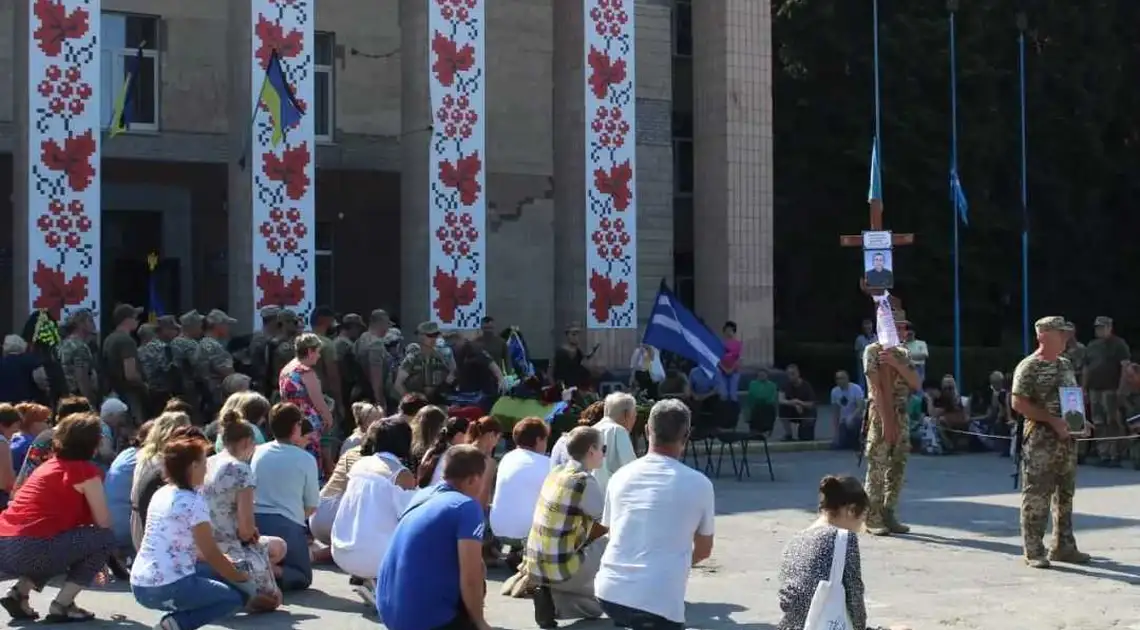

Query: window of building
[100,13,160,132]
[673,0,692,57]
[674,140,693,195]
[315,221,333,308]
[314,32,335,142]
[672,0,695,301]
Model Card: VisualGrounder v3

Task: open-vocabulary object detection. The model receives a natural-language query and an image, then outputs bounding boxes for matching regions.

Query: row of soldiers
[53,303,405,437]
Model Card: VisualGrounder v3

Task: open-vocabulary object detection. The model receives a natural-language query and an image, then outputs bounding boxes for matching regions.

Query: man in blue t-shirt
[378,444,491,630]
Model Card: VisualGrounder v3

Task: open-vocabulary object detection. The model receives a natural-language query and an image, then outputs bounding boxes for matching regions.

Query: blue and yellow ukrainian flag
[147,252,164,323]
[259,50,304,147]
[109,45,144,137]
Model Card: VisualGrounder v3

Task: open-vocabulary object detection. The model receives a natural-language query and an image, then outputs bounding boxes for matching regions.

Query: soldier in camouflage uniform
[58,309,99,403]
[354,309,392,405]
[171,310,205,417]
[1010,316,1091,568]
[248,306,280,396]
[310,305,344,429]
[197,309,238,416]
[1083,316,1131,466]
[395,321,455,404]
[1061,321,1091,461]
[138,316,182,417]
[862,305,921,536]
[335,313,364,407]
[268,309,302,397]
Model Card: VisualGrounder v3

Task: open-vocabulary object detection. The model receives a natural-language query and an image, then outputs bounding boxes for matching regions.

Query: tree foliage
[773,0,1140,347]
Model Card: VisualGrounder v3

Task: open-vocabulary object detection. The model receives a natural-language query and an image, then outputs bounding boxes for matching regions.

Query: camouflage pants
[1088,390,1124,461]
[1020,427,1078,559]
[863,402,909,529]
[1123,392,1140,467]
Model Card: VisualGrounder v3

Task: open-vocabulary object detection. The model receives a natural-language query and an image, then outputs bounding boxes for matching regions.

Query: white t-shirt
[592,417,637,492]
[131,485,213,587]
[330,453,414,579]
[594,453,716,623]
[490,448,550,540]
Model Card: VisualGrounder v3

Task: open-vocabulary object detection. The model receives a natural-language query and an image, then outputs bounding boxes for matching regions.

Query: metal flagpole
[872,0,883,171]
[949,0,962,385]
[1017,12,1030,355]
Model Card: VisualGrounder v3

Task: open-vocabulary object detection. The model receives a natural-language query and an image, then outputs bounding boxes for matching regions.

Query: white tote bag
[803,529,853,630]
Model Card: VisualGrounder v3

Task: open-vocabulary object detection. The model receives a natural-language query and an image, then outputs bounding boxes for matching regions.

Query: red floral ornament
[436,94,478,140]
[590,106,631,149]
[41,130,97,192]
[254,16,305,69]
[33,0,89,57]
[589,270,630,324]
[431,33,476,88]
[593,160,633,211]
[262,143,311,201]
[435,212,480,257]
[587,47,627,100]
[439,152,483,206]
[259,207,307,254]
[32,261,88,320]
[432,268,477,324]
[256,266,305,308]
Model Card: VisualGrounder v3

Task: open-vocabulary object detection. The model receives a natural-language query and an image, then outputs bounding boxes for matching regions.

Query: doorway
[101,210,179,330]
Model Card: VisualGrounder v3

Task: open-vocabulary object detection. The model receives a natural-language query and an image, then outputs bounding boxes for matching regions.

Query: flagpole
[1017,12,1030,355]
[949,0,962,385]
[872,0,883,173]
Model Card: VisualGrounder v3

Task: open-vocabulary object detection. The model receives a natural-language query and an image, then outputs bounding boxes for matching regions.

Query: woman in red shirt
[0,412,115,622]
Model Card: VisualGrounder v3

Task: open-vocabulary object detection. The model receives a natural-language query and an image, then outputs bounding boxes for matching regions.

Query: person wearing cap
[138,316,182,418]
[267,310,302,396]
[861,302,921,537]
[394,322,454,402]
[198,310,238,416]
[1010,316,1092,568]
[334,314,364,409]
[102,304,145,427]
[249,306,282,395]
[310,307,345,434]
[1082,315,1131,467]
[353,310,394,406]
[58,311,99,404]
[171,310,206,418]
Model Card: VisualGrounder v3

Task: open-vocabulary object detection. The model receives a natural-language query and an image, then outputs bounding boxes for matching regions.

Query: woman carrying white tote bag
[802,529,853,630]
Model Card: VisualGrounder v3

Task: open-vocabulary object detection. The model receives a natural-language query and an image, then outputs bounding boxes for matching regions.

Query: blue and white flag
[642,281,725,377]
[950,167,968,225]
[506,330,534,378]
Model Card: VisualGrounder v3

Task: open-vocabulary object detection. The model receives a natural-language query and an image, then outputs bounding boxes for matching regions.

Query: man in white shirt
[592,393,639,491]
[490,418,551,557]
[830,370,865,451]
[594,399,715,629]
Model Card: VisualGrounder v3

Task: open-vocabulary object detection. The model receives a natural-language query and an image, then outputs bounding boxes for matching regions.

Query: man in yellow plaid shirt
[521,426,607,628]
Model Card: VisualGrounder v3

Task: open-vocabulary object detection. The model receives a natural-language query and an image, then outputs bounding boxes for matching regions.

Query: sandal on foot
[44,601,95,623]
[0,593,38,620]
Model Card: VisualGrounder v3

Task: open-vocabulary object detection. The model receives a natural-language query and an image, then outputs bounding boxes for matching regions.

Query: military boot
[863,510,891,536]
[883,509,911,534]
[1024,557,1051,569]
[1048,547,1091,565]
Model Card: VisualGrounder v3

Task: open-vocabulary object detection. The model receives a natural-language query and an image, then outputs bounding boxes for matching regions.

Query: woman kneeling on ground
[0,412,116,622]
[132,434,271,630]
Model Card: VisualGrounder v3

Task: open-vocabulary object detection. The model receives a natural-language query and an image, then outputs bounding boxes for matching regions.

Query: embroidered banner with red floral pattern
[27,0,101,322]
[585,0,637,329]
[251,0,314,325]
[428,0,486,328]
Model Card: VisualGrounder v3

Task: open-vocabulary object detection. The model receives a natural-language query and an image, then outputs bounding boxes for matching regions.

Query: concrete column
[226,0,252,331]
[11,0,30,328]
[399,0,431,328]
[692,0,774,367]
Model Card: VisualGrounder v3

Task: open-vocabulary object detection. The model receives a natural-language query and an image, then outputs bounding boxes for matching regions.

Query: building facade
[0,0,773,366]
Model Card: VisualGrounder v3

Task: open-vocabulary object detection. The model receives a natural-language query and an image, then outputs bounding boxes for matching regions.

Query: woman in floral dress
[202,411,285,610]
[278,334,335,475]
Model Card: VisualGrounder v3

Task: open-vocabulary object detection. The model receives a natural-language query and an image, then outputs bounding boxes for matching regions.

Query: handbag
[803,528,853,630]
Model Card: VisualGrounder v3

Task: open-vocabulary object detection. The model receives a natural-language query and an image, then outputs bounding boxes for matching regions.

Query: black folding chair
[717,403,776,481]
[713,400,750,480]
[684,398,718,476]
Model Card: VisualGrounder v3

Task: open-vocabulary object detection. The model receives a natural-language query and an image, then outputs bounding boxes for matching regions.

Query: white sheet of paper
[874,293,899,348]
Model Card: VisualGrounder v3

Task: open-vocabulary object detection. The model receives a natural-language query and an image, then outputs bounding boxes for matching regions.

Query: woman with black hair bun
[775,475,906,630]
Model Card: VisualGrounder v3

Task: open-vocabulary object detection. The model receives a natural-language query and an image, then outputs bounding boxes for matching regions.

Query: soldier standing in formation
[102,304,146,427]
[861,303,921,536]
[59,309,99,403]
[248,306,281,393]
[1082,316,1131,467]
[310,306,344,430]
[197,309,238,417]
[334,313,364,411]
[354,309,392,407]
[268,310,302,397]
[137,316,183,417]
[171,310,206,419]
[1010,316,1091,568]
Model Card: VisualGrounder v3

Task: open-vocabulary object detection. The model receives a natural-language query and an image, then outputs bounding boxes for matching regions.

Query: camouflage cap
[65,308,94,326]
[1034,316,1073,333]
[369,309,390,325]
[277,309,299,325]
[179,309,204,326]
[260,306,281,321]
[205,309,237,326]
[341,313,364,328]
[416,321,441,336]
[155,314,180,330]
[137,323,157,338]
[112,303,144,326]
[1094,315,1113,328]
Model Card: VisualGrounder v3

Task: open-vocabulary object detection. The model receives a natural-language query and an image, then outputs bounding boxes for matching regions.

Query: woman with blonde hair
[211,391,269,454]
[339,401,383,456]
[278,333,335,474]
[129,411,191,549]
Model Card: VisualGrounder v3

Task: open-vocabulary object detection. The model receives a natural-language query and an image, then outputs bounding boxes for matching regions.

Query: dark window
[673,1,692,57]
[674,140,693,195]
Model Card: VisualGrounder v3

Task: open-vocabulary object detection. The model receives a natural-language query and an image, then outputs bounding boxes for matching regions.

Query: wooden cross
[839,197,915,296]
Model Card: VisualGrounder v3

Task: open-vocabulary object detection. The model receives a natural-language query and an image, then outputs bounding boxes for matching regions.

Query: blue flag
[642,281,725,377]
[506,330,534,378]
[258,50,303,147]
[146,252,164,323]
[109,45,144,137]
[950,167,968,225]
[867,137,882,202]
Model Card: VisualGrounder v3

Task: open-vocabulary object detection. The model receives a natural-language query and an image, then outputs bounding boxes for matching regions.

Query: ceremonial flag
[258,50,303,147]
[950,167,969,225]
[642,281,725,377]
[867,137,882,202]
[506,329,534,378]
[146,252,164,323]
[109,45,144,137]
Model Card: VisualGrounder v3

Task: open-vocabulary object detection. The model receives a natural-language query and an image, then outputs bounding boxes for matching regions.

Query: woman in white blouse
[330,420,417,584]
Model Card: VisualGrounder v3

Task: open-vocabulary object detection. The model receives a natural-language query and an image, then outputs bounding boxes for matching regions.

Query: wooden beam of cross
[839,198,915,296]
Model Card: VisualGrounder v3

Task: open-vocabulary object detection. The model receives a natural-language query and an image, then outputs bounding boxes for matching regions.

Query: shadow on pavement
[685,601,775,629]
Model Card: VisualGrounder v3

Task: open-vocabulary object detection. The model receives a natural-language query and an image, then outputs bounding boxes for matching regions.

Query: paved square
[23,451,1140,629]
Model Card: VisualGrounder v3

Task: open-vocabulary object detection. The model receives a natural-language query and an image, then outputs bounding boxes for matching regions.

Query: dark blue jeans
[599,599,683,630]
[132,568,243,630]
[255,512,312,591]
